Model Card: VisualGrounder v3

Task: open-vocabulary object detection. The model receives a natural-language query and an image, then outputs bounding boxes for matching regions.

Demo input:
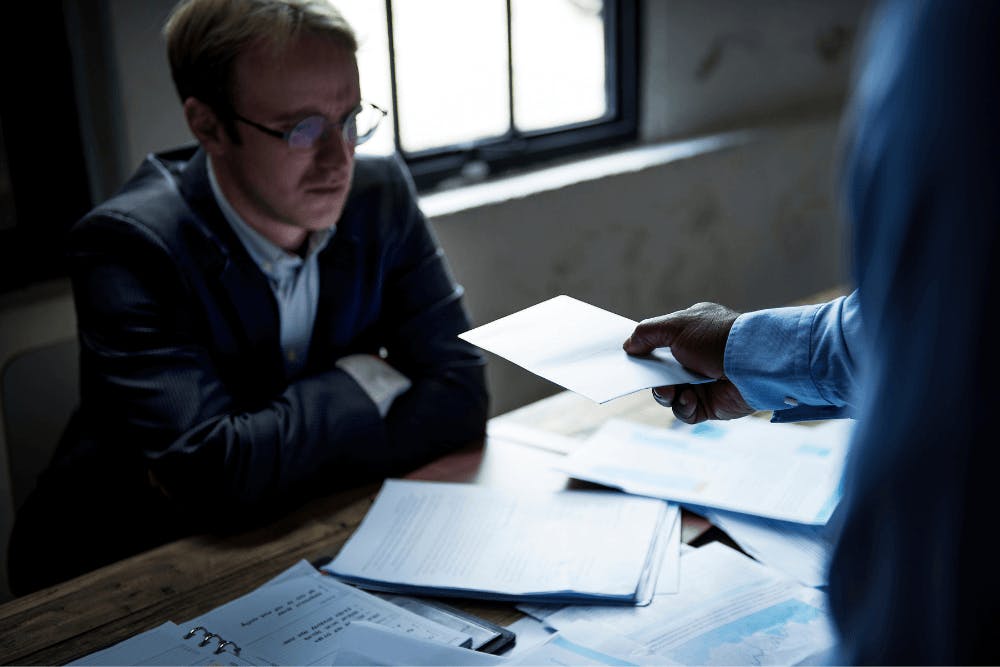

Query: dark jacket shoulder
[68,145,225,278]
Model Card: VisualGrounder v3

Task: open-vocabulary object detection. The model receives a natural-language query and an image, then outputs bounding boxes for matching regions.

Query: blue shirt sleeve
[724,291,862,422]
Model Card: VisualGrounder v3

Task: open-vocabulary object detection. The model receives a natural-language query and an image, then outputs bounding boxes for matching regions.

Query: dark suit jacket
[8,146,487,593]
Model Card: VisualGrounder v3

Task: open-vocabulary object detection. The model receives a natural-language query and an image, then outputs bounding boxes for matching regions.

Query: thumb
[623,315,679,355]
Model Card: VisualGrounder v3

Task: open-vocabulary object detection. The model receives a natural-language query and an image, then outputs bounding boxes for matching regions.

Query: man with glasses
[7,0,487,595]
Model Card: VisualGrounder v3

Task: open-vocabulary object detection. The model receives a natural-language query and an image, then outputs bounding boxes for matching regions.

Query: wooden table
[1,283,854,664]
[0,388,721,665]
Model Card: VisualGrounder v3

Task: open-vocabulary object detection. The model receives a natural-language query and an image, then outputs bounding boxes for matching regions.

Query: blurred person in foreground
[624,0,999,662]
[8,0,487,595]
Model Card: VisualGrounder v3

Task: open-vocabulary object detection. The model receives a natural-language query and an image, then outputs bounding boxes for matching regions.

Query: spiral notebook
[70,621,253,666]
[70,560,510,666]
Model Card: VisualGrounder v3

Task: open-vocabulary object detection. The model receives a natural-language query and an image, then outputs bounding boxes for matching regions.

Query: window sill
[419,129,753,219]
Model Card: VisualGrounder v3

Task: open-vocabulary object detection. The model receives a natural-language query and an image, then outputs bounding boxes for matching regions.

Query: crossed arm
[70,206,487,520]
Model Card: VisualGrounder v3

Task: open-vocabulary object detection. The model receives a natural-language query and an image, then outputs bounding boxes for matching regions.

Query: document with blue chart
[556,417,852,525]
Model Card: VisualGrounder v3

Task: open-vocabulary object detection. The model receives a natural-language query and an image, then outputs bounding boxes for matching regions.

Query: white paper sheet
[182,561,470,665]
[329,622,504,666]
[558,418,853,524]
[509,625,663,666]
[500,617,557,659]
[657,507,682,595]
[536,543,837,666]
[486,419,585,454]
[330,620,663,666]
[459,295,711,403]
[324,479,674,604]
[704,509,834,588]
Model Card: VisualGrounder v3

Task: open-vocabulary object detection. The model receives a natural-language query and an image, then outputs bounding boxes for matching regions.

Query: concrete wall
[641,0,869,142]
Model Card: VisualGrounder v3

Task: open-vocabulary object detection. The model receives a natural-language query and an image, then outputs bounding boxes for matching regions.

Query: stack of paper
[285,543,838,666]
[322,479,680,605]
[518,542,838,665]
[549,416,855,590]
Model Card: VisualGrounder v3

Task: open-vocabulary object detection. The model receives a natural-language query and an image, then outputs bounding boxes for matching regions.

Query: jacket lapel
[177,149,285,386]
[309,229,361,368]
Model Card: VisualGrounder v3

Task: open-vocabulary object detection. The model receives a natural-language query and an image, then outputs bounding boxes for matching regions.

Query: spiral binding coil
[184,625,242,656]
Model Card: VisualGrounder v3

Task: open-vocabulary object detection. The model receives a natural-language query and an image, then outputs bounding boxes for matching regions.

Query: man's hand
[623,302,753,424]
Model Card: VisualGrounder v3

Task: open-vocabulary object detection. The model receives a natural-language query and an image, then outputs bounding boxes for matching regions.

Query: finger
[674,382,744,424]
[689,384,719,423]
[651,385,678,407]
[704,378,754,420]
[683,380,753,422]
[672,386,698,423]
[623,315,680,355]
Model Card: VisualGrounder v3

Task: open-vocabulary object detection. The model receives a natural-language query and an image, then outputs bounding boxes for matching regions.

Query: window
[336,0,638,190]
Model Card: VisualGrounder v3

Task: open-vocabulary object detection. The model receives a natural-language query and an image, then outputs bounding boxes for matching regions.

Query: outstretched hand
[623,302,754,424]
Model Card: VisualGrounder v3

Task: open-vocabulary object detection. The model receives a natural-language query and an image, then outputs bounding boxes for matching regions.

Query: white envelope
[459,295,711,403]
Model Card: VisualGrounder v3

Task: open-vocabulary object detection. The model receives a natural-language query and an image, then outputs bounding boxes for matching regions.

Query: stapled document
[323,479,678,605]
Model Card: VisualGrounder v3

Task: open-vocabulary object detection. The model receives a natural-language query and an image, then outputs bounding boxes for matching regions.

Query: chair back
[0,280,77,601]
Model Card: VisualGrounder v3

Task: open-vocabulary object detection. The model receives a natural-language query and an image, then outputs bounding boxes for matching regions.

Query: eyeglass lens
[287,116,329,149]
[286,105,382,149]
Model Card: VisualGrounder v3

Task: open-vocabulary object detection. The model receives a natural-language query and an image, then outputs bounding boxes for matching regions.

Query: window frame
[383,0,639,191]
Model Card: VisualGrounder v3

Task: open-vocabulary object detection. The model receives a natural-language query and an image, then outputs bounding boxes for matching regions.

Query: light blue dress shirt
[724,291,862,422]
[207,159,333,379]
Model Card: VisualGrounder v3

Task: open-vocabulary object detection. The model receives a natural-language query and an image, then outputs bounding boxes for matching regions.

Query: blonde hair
[163,0,356,133]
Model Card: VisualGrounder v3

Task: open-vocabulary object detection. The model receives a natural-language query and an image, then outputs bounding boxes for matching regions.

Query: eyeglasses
[232,101,387,149]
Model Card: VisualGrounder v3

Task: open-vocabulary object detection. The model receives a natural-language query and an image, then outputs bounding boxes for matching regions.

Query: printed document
[181,560,471,665]
[703,509,834,587]
[324,479,676,604]
[329,622,504,666]
[528,542,837,665]
[557,418,853,524]
[70,561,474,666]
[331,620,663,666]
[459,295,710,403]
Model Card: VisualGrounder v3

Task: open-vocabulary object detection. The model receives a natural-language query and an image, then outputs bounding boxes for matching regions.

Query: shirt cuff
[771,404,854,423]
[724,304,828,412]
[335,354,412,418]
